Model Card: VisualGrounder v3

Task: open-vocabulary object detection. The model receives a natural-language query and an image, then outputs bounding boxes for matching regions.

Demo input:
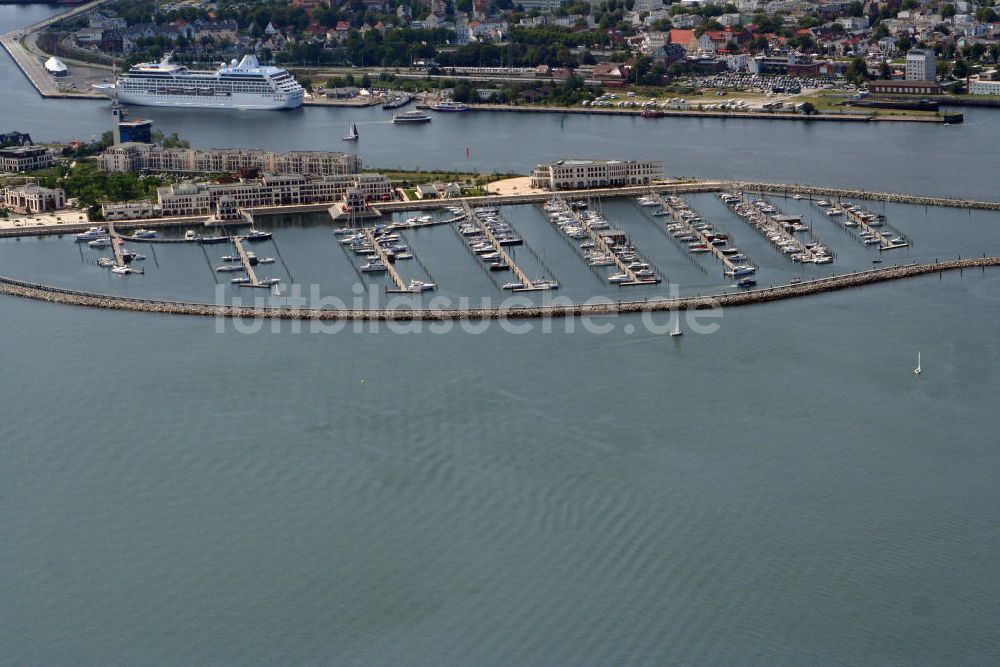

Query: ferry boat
[393,110,432,124]
[93,55,304,110]
[429,101,469,112]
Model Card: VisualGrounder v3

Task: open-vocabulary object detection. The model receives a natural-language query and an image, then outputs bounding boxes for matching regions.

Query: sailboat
[914,351,921,375]
[342,122,358,141]
[670,318,683,337]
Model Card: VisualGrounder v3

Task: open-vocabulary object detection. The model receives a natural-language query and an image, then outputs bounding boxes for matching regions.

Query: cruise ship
[94,55,304,110]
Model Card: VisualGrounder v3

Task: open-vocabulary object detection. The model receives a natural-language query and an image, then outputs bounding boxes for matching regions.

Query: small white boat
[408,279,436,292]
[342,122,359,141]
[74,227,107,241]
[88,238,112,248]
[914,351,921,376]
[360,261,387,273]
[670,322,683,337]
[133,228,158,239]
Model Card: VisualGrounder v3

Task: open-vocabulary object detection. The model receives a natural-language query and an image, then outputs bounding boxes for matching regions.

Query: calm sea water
[3,5,1000,665]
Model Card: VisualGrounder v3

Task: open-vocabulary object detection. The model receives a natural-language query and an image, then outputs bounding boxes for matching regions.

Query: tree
[940,3,956,18]
[799,101,816,114]
[953,57,970,79]
[848,0,863,17]
[452,80,474,102]
[976,7,999,22]
[845,57,868,84]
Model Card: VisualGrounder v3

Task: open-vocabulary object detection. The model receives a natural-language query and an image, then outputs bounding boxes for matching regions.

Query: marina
[459,202,556,292]
[721,192,834,265]
[543,199,659,286]
[819,201,910,251]
[646,193,755,279]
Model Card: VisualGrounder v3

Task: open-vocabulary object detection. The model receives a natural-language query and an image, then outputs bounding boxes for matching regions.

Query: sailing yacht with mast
[914,351,921,375]
[343,122,359,141]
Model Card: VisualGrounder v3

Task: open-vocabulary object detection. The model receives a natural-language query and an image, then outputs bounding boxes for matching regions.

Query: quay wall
[1,257,998,320]
[2,179,996,240]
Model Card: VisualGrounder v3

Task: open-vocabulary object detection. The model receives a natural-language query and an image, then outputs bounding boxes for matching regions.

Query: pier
[651,193,746,275]
[461,201,548,291]
[826,202,908,251]
[0,0,113,99]
[361,227,409,292]
[233,236,267,288]
[548,200,658,286]
[727,193,833,264]
[106,220,125,268]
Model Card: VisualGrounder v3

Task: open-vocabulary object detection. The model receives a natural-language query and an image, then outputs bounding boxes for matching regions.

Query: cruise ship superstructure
[94,55,304,110]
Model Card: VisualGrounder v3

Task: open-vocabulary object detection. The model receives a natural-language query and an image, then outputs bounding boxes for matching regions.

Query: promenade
[1,179,997,241]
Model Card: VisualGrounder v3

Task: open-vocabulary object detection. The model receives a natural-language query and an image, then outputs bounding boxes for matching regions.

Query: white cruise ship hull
[95,85,302,110]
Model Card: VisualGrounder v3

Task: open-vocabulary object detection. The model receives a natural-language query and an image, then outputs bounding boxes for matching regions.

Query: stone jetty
[2,257,998,320]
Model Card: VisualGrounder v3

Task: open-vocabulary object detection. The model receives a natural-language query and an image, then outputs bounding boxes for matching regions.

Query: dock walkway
[652,194,741,274]
[362,227,409,292]
[461,202,545,291]
[827,202,908,251]
[730,193,832,264]
[233,236,263,286]
[106,220,125,268]
[552,202,658,286]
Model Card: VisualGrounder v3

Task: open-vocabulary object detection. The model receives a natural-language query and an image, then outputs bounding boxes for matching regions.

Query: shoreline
[3,179,998,240]
[450,102,960,124]
[1,257,997,319]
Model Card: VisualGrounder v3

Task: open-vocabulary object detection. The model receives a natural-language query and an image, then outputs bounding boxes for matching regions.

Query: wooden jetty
[362,227,409,292]
[827,202,909,251]
[731,193,832,264]
[555,203,658,286]
[461,202,548,291]
[106,220,126,268]
[652,194,743,274]
[233,236,266,288]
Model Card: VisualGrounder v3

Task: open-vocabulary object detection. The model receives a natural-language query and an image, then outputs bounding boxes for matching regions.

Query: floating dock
[550,202,658,286]
[825,202,909,251]
[461,202,552,291]
[233,236,272,288]
[725,193,833,264]
[651,194,751,275]
[107,220,126,268]
[361,227,409,293]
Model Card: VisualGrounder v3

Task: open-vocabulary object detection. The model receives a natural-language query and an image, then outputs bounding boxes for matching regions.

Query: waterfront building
[530,159,662,191]
[868,80,944,96]
[102,200,158,220]
[969,78,1000,96]
[905,48,937,82]
[156,173,393,217]
[0,146,54,172]
[0,131,33,148]
[99,144,362,176]
[3,184,65,213]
